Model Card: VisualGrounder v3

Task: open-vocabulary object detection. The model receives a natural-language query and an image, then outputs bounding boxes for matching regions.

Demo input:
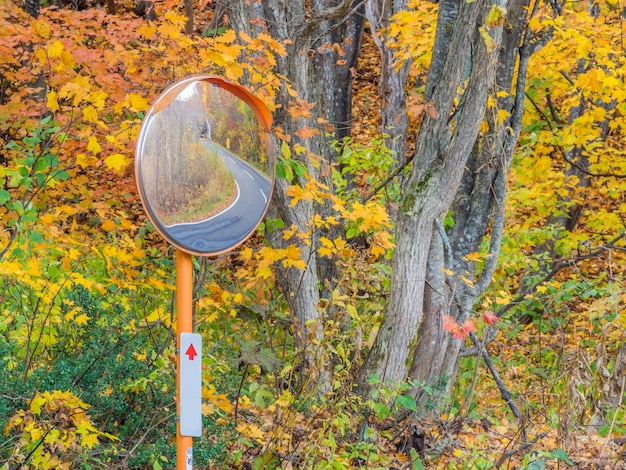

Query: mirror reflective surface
[135,76,274,256]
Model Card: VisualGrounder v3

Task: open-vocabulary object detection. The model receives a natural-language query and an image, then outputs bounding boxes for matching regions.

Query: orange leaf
[295,127,320,139]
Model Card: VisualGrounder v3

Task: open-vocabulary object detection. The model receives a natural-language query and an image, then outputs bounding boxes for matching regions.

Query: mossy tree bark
[358,0,537,400]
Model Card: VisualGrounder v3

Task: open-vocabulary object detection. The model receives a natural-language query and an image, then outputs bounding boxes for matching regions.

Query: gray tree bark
[227,0,364,393]
[409,0,537,410]
[359,0,536,395]
[366,0,411,166]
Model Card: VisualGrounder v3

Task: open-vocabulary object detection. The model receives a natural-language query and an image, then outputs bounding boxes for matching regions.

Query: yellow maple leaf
[136,23,157,39]
[318,237,335,258]
[76,153,97,169]
[81,433,99,449]
[33,20,51,38]
[74,313,90,326]
[46,90,59,112]
[104,153,128,172]
[82,105,99,123]
[87,137,101,154]
[128,93,149,112]
[47,40,64,58]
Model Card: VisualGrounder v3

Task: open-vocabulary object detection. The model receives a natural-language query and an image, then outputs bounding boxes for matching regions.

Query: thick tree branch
[299,0,360,41]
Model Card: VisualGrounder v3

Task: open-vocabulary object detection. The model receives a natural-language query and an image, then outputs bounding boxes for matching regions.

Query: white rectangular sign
[180,333,202,437]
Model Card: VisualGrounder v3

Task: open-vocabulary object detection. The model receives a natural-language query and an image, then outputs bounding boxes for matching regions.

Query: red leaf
[482,310,499,326]
[443,315,460,334]
[462,318,476,336]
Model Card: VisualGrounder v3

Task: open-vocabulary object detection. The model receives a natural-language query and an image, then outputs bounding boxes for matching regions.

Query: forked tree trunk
[358,0,520,392]
[408,0,536,410]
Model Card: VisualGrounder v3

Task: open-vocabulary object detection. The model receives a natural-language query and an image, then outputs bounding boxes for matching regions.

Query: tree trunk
[406,0,548,413]
[360,0,508,388]
[366,0,411,166]
[23,0,40,17]
[228,0,364,394]
[184,0,194,34]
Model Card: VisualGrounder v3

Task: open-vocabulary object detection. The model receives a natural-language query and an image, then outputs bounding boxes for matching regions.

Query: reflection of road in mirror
[166,144,272,253]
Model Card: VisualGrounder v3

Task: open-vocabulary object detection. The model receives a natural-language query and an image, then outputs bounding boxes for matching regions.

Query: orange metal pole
[176,250,194,470]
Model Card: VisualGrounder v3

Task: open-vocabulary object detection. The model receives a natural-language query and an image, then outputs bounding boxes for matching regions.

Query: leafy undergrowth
[214,296,626,469]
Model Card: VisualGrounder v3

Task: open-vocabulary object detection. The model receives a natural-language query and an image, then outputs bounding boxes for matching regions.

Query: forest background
[1,0,626,468]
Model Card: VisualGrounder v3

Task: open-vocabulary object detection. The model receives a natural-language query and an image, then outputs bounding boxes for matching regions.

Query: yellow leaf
[495,290,513,305]
[82,105,99,123]
[87,137,101,154]
[33,20,51,38]
[479,26,495,52]
[463,252,483,262]
[81,433,99,449]
[47,40,64,58]
[75,313,90,326]
[236,422,266,443]
[459,274,475,288]
[497,108,511,123]
[128,93,150,112]
[485,5,506,27]
[64,308,79,321]
[76,153,97,169]
[40,213,55,225]
[146,308,164,323]
[202,403,215,416]
[136,23,157,38]
[318,237,335,258]
[104,153,129,172]
[30,395,47,415]
[101,219,116,232]
[46,90,59,112]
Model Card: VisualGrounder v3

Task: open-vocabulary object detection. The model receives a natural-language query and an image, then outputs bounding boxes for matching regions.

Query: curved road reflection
[166,142,272,254]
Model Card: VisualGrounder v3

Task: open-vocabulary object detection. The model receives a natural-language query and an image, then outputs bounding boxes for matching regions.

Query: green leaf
[550,448,574,466]
[275,156,293,181]
[485,5,506,27]
[153,461,163,470]
[345,225,359,239]
[373,401,389,420]
[410,450,425,470]
[395,394,417,412]
[290,159,306,177]
[527,459,546,470]
[0,189,10,205]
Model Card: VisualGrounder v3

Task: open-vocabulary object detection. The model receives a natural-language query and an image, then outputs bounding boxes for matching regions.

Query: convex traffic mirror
[135,75,274,256]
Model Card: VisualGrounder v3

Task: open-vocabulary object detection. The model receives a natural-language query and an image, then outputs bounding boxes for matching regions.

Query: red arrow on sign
[185,343,198,361]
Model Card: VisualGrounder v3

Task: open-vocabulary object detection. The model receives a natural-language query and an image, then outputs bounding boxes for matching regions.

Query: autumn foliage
[1,0,626,469]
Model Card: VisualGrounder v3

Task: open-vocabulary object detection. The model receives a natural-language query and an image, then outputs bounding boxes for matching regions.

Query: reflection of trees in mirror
[158,141,236,226]
[142,98,237,226]
[202,85,270,175]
